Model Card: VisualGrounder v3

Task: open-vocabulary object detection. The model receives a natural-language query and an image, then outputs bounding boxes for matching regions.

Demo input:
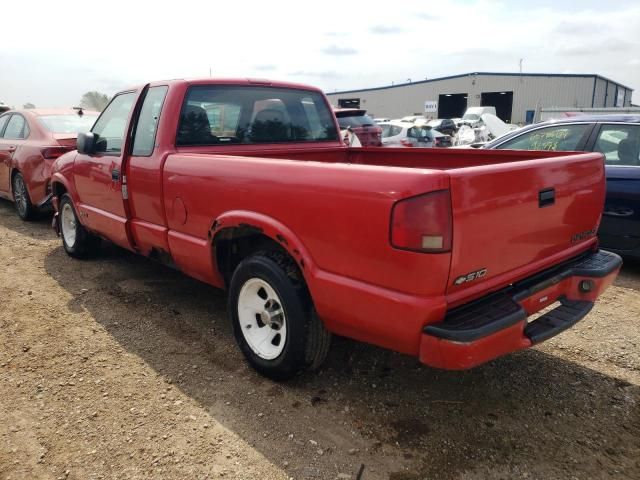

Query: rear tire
[59,194,101,258]
[12,172,34,220]
[228,250,331,380]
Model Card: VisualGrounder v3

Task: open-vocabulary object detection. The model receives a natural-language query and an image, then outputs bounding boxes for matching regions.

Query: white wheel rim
[61,203,77,248]
[238,278,287,360]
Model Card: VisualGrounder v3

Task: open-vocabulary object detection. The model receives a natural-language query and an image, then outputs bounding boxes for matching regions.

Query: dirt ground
[1,201,639,480]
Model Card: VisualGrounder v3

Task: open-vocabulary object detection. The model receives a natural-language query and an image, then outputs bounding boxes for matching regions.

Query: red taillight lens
[390,190,453,252]
[41,146,71,160]
[400,138,414,147]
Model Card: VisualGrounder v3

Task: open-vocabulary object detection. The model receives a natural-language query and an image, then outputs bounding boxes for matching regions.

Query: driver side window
[594,124,640,166]
[91,92,136,154]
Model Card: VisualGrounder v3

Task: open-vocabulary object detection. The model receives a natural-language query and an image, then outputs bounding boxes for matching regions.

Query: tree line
[19,91,111,111]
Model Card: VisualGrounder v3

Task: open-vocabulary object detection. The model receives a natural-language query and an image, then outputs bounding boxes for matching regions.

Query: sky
[1,0,639,108]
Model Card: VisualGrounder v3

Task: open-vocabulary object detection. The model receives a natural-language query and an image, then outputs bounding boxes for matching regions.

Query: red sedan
[333,108,383,147]
[0,109,99,219]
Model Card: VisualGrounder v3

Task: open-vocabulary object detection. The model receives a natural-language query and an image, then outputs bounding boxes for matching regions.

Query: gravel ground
[0,200,638,480]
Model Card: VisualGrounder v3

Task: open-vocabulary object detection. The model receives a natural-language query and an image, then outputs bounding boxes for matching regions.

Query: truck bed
[179,144,583,170]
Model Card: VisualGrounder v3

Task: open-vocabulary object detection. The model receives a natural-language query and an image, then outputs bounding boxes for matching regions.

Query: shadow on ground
[0,199,55,241]
[42,241,640,479]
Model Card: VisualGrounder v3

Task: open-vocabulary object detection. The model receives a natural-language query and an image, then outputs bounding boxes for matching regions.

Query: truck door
[73,91,140,249]
[126,85,170,255]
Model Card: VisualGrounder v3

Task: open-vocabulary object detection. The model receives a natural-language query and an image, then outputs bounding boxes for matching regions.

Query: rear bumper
[419,250,622,369]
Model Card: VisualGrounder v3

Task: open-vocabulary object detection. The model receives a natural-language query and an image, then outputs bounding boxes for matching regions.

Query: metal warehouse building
[326,72,634,124]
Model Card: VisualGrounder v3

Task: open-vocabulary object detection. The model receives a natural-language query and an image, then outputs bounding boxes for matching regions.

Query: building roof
[327,72,634,96]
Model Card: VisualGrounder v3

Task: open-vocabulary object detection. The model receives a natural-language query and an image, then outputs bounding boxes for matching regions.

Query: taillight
[41,146,71,160]
[390,190,453,253]
[400,138,414,147]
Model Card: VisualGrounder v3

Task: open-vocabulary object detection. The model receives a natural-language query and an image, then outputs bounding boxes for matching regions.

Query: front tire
[228,251,331,380]
[59,194,101,258]
[12,172,34,220]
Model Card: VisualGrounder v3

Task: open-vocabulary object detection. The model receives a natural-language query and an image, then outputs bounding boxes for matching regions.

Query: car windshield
[336,114,375,129]
[408,126,434,141]
[462,113,480,120]
[38,114,99,134]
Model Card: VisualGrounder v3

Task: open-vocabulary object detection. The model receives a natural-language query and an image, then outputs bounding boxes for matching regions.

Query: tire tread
[229,249,331,380]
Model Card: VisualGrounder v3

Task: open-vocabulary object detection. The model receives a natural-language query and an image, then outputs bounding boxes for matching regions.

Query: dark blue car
[484,115,640,259]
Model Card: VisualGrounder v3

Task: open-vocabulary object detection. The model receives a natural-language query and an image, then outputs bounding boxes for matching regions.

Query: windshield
[337,114,375,129]
[38,114,98,134]
[408,126,435,141]
[462,113,480,121]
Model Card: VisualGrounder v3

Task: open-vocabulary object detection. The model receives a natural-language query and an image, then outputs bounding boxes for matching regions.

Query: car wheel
[228,250,331,380]
[12,172,34,220]
[59,194,101,258]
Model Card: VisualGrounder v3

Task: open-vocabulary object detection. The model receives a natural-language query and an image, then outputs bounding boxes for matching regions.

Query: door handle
[6,146,16,152]
[603,208,634,218]
[538,188,555,208]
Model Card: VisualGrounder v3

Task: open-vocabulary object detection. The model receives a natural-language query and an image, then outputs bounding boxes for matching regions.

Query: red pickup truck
[50,78,621,379]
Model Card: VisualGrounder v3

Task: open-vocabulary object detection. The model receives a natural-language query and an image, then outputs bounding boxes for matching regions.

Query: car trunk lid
[52,135,78,148]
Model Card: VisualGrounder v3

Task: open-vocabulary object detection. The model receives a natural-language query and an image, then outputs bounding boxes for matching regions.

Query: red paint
[0,109,99,207]
[50,78,619,369]
[420,321,532,370]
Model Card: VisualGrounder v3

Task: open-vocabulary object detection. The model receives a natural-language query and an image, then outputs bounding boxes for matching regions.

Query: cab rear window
[176,86,338,146]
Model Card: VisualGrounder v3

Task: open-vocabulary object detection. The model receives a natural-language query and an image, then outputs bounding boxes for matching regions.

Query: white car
[399,115,430,124]
[458,106,497,127]
[379,121,452,148]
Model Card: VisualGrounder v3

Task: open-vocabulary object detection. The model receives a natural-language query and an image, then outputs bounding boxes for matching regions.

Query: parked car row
[336,109,457,148]
[378,121,452,147]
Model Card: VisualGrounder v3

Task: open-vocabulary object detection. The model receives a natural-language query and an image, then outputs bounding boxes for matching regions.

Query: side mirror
[77,132,97,155]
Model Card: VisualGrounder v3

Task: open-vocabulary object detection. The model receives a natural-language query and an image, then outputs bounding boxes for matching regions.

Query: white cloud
[0,0,638,107]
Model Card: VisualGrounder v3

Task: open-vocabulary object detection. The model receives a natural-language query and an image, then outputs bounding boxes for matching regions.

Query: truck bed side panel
[162,154,451,297]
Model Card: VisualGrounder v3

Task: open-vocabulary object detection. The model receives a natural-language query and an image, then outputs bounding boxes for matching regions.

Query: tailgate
[446,152,605,301]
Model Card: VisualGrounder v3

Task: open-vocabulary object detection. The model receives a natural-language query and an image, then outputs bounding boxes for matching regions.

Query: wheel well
[9,168,20,189]
[214,226,291,286]
[51,181,67,198]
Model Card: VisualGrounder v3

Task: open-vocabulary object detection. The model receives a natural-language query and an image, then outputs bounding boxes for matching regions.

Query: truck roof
[143,77,326,94]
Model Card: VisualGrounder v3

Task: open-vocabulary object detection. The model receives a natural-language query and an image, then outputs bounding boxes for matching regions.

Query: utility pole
[519,58,523,83]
